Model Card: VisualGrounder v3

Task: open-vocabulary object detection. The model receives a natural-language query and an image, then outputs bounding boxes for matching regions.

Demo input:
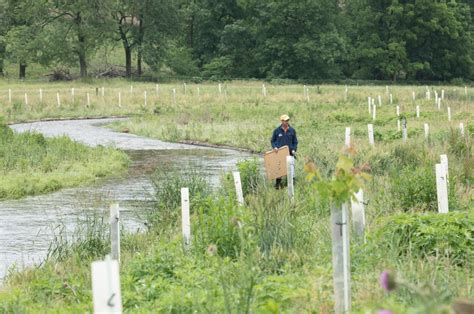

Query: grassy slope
[0,81,472,312]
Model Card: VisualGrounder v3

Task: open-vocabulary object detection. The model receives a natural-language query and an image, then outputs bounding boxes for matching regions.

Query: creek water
[0,118,252,280]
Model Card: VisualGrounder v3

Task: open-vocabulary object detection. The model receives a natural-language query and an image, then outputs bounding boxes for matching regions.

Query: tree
[182,0,243,70]
[250,0,348,80]
[182,0,348,80]
[346,0,473,81]
[2,0,47,79]
[44,0,113,78]
[404,0,473,80]
[113,0,179,77]
[4,25,38,79]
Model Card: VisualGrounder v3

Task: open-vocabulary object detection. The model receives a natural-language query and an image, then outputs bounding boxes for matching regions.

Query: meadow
[0,80,472,313]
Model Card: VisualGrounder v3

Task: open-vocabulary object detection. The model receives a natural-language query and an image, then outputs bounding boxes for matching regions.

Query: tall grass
[0,122,129,199]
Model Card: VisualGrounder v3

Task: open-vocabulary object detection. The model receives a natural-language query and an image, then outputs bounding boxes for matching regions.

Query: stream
[0,118,252,280]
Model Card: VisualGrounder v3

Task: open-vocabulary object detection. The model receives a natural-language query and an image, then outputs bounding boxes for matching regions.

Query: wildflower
[377,310,393,314]
[206,244,217,256]
[380,270,396,292]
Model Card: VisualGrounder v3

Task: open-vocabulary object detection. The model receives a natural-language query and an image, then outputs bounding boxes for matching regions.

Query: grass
[0,79,472,312]
[0,121,129,200]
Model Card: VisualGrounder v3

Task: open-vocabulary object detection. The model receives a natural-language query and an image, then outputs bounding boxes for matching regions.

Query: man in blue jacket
[271,114,298,189]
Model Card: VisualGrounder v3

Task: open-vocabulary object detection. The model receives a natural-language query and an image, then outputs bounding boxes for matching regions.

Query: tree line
[0,0,472,82]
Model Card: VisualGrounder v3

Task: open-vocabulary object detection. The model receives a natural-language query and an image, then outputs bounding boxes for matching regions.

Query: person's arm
[271,128,278,150]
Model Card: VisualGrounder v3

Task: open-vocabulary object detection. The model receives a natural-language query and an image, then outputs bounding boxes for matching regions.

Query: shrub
[202,57,233,79]
[373,212,474,266]
[390,162,462,213]
[236,158,265,196]
[447,129,473,183]
[467,124,474,137]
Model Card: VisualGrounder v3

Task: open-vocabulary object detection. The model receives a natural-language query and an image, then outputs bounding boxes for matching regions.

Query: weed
[373,211,474,266]
[391,166,438,211]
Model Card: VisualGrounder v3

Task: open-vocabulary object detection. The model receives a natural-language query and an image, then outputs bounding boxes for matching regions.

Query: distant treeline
[0,0,472,82]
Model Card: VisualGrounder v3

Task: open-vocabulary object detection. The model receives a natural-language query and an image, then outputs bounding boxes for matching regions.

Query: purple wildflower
[380,270,396,292]
[377,310,393,314]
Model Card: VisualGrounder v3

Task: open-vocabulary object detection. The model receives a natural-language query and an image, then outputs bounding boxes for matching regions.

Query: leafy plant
[236,158,264,196]
[390,166,437,211]
[193,196,247,258]
[305,154,371,207]
[374,212,474,266]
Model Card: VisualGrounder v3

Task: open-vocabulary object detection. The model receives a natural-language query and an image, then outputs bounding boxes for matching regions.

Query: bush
[390,162,461,212]
[390,144,428,169]
[373,212,474,266]
[165,45,199,76]
[202,57,233,79]
[236,158,264,196]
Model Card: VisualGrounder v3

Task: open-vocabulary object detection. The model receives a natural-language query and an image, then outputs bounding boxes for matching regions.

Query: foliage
[236,158,264,196]
[193,196,247,258]
[347,0,474,80]
[305,154,371,207]
[374,212,474,266]
[390,166,438,212]
[165,44,199,76]
[448,128,472,159]
[1,0,472,80]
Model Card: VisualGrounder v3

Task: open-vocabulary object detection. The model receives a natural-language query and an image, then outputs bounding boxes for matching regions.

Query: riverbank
[0,122,129,200]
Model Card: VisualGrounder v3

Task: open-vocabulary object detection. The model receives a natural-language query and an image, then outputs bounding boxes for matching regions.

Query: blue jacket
[271,125,298,154]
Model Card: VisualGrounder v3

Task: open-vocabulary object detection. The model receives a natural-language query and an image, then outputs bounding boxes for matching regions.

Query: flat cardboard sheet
[264,145,290,180]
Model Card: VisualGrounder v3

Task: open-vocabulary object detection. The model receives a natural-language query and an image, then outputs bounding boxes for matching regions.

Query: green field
[0,80,472,313]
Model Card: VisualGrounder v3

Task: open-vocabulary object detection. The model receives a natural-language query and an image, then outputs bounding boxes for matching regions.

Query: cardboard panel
[264,145,290,180]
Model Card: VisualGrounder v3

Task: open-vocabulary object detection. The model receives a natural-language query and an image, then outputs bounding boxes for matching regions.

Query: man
[271,114,298,189]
